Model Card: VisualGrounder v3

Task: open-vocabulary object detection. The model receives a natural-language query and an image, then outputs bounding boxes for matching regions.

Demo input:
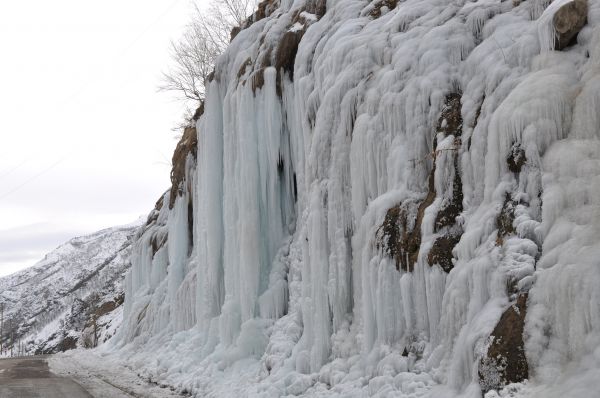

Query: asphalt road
[0,356,93,398]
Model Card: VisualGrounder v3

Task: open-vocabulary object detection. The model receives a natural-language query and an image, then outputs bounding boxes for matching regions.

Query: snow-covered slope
[0,223,140,355]
[106,0,600,396]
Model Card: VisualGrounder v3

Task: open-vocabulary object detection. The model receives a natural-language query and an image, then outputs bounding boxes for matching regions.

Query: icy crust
[110,0,600,396]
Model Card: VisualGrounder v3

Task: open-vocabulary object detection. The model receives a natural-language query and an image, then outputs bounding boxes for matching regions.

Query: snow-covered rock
[0,223,140,355]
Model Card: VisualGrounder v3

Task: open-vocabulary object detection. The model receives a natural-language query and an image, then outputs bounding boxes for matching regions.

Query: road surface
[0,356,93,398]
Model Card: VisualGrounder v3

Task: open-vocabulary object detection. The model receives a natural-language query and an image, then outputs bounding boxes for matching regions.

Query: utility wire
[0,0,182,199]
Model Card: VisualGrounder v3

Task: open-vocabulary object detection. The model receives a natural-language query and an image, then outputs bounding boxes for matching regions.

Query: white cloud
[0,223,87,276]
[0,0,196,275]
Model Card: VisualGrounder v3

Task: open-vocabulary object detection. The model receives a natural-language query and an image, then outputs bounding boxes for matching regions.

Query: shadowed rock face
[169,119,200,209]
[427,234,461,273]
[306,0,326,18]
[479,294,529,394]
[507,143,526,174]
[427,93,464,273]
[246,0,280,27]
[169,125,197,207]
[379,93,467,273]
[553,0,588,50]
[436,92,463,138]
[275,31,303,80]
[496,193,517,246]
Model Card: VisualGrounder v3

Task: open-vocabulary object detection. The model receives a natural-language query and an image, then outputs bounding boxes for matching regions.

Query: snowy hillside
[104,0,600,396]
[0,223,140,355]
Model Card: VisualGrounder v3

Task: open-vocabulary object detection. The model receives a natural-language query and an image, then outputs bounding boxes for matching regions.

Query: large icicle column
[108,0,600,396]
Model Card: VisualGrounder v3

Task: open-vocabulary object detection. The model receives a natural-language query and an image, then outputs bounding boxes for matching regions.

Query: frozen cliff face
[110,0,600,396]
[0,224,139,355]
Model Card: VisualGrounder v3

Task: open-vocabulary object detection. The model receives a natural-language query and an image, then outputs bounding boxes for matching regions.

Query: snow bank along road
[0,354,186,398]
[0,356,92,397]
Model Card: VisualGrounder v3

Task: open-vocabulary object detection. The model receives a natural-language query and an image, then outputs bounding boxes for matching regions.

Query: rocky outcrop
[427,93,464,273]
[250,0,280,24]
[378,203,412,271]
[169,103,202,208]
[369,0,399,18]
[378,93,467,273]
[34,294,126,353]
[553,0,588,50]
[507,143,526,174]
[275,31,303,80]
[479,294,529,394]
[436,93,463,139]
[377,163,436,272]
[427,234,461,273]
[496,194,517,246]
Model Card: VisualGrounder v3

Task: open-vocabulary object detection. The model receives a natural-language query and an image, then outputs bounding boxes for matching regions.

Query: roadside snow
[49,349,187,398]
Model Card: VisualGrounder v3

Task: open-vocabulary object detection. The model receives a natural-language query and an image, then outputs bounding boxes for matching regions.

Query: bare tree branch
[159,0,257,112]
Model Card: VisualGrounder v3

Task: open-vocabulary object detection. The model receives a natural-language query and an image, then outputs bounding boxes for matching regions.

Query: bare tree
[160,0,257,105]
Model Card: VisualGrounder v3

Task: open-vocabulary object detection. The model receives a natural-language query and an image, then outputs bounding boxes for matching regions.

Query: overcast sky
[0,1,199,276]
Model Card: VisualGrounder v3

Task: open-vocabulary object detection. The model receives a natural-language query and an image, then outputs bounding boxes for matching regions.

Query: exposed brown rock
[378,204,405,268]
[275,30,303,80]
[230,26,241,42]
[496,193,516,246]
[55,335,78,352]
[377,164,436,272]
[250,48,274,92]
[169,125,198,208]
[238,58,253,79]
[251,68,267,92]
[187,194,194,246]
[247,0,280,26]
[192,101,205,121]
[207,70,215,83]
[151,230,168,257]
[427,234,460,272]
[369,0,399,18]
[377,92,465,273]
[258,47,273,69]
[154,194,164,211]
[240,0,325,96]
[427,92,464,272]
[479,294,529,394]
[145,195,165,226]
[553,0,587,50]
[507,143,526,173]
[434,93,463,232]
[305,0,327,18]
[437,92,463,137]
[93,298,121,319]
[434,164,463,232]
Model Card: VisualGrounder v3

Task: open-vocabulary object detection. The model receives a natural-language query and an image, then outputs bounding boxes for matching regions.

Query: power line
[0,0,183,200]
[0,155,70,201]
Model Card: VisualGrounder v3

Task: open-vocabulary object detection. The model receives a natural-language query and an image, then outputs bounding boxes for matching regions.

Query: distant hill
[0,222,140,355]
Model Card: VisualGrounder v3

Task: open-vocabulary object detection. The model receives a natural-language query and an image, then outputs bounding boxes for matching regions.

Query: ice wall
[109,0,600,396]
